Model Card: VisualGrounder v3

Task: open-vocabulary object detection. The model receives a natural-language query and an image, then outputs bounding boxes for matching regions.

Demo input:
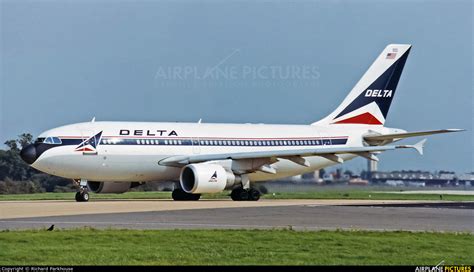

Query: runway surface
[1,199,472,231]
[375,190,474,195]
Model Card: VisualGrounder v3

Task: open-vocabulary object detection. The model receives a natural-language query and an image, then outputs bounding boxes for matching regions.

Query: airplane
[20,44,463,202]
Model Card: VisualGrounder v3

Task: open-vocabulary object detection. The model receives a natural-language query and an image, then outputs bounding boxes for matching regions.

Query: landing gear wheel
[230,188,241,201]
[189,194,201,201]
[75,192,81,202]
[248,188,261,201]
[82,191,90,202]
[231,188,246,201]
[238,189,249,201]
[230,188,259,201]
[75,191,89,202]
[172,189,201,201]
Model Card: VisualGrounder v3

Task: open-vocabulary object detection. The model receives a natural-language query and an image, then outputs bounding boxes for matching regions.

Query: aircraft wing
[159,140,426,168]
[364,129,463,142]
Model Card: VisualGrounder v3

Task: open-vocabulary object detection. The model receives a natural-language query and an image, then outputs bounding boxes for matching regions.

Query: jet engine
[180,163,237,194]
[87,181,140,193]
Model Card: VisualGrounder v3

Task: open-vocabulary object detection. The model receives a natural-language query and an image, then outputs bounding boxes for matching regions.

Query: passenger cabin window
[44,137,62,144]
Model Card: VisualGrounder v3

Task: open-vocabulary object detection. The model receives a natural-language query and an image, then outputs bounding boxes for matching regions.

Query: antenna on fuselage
[91,117,96,123]
[198,118,202,124]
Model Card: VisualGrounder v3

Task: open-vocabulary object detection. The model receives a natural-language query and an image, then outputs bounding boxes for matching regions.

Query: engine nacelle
[180,164,236,194]
[87,181,135,194]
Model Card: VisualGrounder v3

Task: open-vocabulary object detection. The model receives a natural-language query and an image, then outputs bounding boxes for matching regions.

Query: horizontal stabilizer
[396,138,427,155]
[364,129,464,142]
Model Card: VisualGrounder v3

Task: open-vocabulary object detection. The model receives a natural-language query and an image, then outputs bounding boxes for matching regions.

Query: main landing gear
[75,190,89,202]
[74,179,90,202]
[231,187,261,201]
[172,188,201,201]
[230,174,260,201]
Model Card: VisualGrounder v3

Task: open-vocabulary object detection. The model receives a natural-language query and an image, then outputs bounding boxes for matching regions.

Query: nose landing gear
[75,190,89,202]
[74,179,90,202]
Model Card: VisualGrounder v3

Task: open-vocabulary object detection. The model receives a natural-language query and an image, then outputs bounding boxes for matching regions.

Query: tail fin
[313,44,411,126]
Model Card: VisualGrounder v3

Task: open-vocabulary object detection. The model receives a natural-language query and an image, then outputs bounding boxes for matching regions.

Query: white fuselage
[25,44,414,186]
[31,121,393,183]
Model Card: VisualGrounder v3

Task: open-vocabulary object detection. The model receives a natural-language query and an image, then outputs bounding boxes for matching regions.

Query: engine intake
[180,164,237,194]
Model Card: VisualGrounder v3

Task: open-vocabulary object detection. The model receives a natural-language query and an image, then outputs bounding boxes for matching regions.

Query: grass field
[0,190,473,201]
[0,229,472,265]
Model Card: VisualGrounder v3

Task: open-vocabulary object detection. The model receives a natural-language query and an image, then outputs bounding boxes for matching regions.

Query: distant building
[322,173,333,183]
[457,172,474,186]
[386,180,405,187]
[458,173,474,182]
[348,177,369,185]
[370,170,473,187]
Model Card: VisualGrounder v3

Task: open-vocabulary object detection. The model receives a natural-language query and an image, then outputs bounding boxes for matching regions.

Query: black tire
[172,189,200,201]
[239,189,249,201]
[231,188,246,201]
[75,192,82,202]
[230,188,241,201]
[248,189,261,201]
[172,189,183,200]
[231,188,254,201]
[189,194,201,201]
[75,191,89,202]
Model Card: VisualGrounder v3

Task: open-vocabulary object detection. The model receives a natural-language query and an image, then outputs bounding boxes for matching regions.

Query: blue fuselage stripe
[54,137,348,147]
[34,137,348,159]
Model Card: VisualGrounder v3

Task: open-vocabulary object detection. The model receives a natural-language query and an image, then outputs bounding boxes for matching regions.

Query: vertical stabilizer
[313,44,411,126]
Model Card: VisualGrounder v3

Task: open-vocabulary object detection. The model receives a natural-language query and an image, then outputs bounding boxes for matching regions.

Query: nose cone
[20,144,37,164]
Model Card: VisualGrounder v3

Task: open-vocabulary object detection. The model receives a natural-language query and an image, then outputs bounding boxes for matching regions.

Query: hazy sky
[1,0,472,173]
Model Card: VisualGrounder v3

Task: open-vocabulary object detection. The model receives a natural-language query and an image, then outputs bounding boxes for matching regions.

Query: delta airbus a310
[20,44,462,202]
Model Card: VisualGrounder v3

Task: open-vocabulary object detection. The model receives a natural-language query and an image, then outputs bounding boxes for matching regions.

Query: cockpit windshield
[43,137,62,145]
